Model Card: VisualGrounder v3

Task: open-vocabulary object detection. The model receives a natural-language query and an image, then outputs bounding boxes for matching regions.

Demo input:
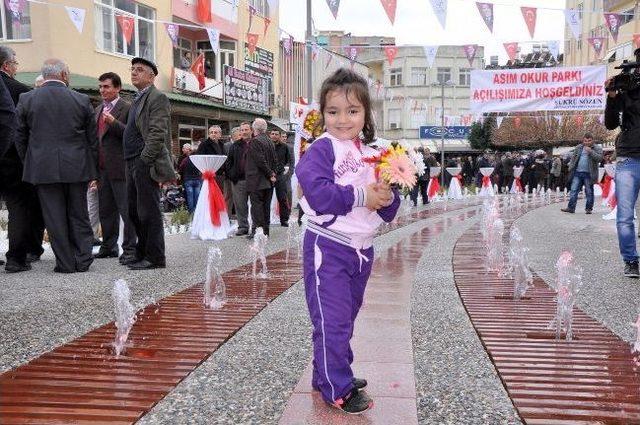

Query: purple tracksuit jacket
[295,133,400,404]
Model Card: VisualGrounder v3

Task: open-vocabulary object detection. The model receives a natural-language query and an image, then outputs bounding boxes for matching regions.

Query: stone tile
[279,392,418,425]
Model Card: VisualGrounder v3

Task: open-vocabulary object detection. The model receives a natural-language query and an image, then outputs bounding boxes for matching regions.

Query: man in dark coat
[94,72,136,263]
[195,124,226,191]
[246,118,277,237]
[0,77,15,268]
[271,129,291,226]
[15,59,98,273]
[227,123,252,236]
[124,57,176,270]
[0,46,45,272]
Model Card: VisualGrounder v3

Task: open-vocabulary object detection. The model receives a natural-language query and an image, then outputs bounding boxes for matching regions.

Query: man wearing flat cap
[124,57,176,270]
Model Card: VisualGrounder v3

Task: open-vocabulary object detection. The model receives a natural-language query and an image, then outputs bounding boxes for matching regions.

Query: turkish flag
[190,52,206,91]
[521,7,537,38]
[263,17,271,37]
[380,0,397,24]
[197,0,212,23]
[384,46,398,66]
[503,42,518,61]
[247,33,259,55]
[116,15,135,45]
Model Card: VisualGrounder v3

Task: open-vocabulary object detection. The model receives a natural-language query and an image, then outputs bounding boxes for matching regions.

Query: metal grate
[453,206,640,424]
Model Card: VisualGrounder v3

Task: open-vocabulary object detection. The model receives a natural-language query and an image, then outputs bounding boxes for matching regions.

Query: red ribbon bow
[201,170,227,226]
[428,177,440,198]
[482,175,491,188]
[514,177,523,192]
[601,174,612,199]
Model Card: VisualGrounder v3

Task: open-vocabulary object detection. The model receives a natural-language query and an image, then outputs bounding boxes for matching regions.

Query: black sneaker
[560,208,575,213]
[353,377,367,390]
[624,261,639,278]
[331,388,373,415]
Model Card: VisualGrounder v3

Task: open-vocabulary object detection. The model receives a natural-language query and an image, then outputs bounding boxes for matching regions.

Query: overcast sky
[279,0,567,63]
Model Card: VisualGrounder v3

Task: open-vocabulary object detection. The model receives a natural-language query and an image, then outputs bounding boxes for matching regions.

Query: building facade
[564,0,639,74]
[2,0,281,154]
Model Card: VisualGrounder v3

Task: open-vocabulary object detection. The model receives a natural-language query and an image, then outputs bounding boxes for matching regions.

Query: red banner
[476,2,494,33]
[428,177,440,198]
[263,17,271,37]
[196,0,212,23]
[202,171,226,226]
[503,42,518,61]
[384,46,398,66]
[247,33,259,55]
[116,15,135,45]
[190,53,206,91]
[380,0,397,24]
[521,7,537,38]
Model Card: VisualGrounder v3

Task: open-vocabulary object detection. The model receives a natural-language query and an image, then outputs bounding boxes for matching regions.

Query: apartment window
[94,0,156,61]
[192,39,236,80]
[410,110,424,129]
[621,8,635,25]
[459,68,471,86]
[437,67,451,84]
[0,0,31,40]
[248,0,270,16]
[389,68,402,86]
[218,40,236,79]
[174,38,192,69]
[410,67,428,86]
[388,108,401,129]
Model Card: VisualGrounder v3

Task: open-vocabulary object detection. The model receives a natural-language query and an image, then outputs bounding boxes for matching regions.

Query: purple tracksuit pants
[303,231,374,404]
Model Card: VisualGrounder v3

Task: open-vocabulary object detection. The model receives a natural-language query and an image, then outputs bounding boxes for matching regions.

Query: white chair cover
[479,167,495,197]
[189,155,235,240]
[602,164,616,207]
[446,167,463,200]
[427,166,442,200]
[510,166,524,193]
[594,167,606,197]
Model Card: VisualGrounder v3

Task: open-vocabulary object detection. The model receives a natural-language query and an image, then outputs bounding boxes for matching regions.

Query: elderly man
[195,125,226,195]
[223,127,240,217]
[124,57,175,270]
[227,122,252,235]
[0,46,45,272]
[15,59,98,273]
[94,72,136,263]
[271,129,291,226]
[246,118,278,237]
[561,133,603,215]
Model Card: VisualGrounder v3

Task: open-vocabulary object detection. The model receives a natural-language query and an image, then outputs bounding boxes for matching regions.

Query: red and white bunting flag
[263,17,271,37]
[423,45,439,68]
[345,46,359,62]
[116,15,135,45]
[503,42,518,61]
[324,52,333,69]
[190,52,206,91]
[588,37,606,58]
[311,42,319,61]
[247,33,259,55]
[604,13,621,43]
[164,23,179,47]
[196,0,212,23]
[634,33,640,49]
[65,6,86,34]
[326,0,340,19]
[380,0,397,24]
[384,46,398,66]
[521,7,537,39]
[476,2,494,33]
[463,44,478,67]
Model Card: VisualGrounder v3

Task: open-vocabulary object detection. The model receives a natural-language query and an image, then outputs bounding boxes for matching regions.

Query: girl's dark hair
[318,68,375,144]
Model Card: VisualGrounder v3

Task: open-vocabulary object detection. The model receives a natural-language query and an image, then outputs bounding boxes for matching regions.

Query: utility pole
[440,81,445,188]
[306,0,313,103]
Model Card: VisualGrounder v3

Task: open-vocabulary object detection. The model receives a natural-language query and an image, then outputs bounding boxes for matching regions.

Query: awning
[425,139,478,153]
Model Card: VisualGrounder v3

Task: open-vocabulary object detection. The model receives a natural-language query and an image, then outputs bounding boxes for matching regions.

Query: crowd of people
[0,46,294,274]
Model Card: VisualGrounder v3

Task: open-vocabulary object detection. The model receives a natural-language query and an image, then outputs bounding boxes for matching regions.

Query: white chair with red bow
[427,166,442,201]
[446,167,464,200]
[602,163,617,221]
[594,167,606,197]
[479,167,495,197]
[189,155,234,240]
[511,166,524,193]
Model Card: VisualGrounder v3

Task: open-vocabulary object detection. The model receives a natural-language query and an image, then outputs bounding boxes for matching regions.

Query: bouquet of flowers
[363,145,418,191]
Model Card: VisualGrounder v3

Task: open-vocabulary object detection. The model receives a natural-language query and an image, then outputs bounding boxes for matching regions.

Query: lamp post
[306,0,313,103]
[432,79,453,187]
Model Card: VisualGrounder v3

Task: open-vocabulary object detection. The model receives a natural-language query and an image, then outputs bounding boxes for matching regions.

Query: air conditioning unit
[390,123,399,129]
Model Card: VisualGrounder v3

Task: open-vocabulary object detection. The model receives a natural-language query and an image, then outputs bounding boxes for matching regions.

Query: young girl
[295,68,400,414]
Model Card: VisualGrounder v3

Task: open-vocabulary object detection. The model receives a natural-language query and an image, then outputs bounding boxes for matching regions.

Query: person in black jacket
[195,125,226,192]
[271,129,291,226]
[227,122,252,235]
[15,59,98,273]
[0,45,45,272]
[246,119,277,237]
[604,70,640,277]
[179,144,200,214]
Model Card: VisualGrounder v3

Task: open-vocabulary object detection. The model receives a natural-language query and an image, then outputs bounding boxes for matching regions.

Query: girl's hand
[365,182,393,210]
